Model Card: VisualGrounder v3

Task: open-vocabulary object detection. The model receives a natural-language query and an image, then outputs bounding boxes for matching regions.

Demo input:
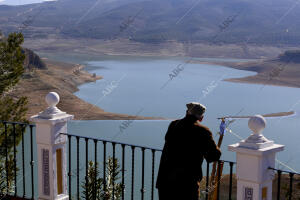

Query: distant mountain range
[1,0,300,45]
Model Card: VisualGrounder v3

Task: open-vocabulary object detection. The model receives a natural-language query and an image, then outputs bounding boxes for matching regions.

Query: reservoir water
[36,53,300,199]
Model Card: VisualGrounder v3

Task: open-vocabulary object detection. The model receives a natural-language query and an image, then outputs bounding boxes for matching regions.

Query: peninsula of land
[10,58,159,120]
[194,50,300,89]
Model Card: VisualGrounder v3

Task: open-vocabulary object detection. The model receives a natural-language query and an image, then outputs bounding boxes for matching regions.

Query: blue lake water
[35,53,300,199]
[67,55,300,170]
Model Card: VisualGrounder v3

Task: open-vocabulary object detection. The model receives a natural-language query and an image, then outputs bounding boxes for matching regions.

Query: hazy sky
[0,0,55,5]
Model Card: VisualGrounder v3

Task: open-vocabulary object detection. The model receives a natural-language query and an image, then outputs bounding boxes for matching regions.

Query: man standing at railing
[156,102,221,200]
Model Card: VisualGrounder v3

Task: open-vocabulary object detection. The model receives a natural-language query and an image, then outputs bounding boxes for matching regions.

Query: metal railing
[62,133,162,200]
[268,167,300,200]
[0,121,36,199]
[0,120,236,200]
[3,120,300,200]
[62,133,236,200]
[204,160,236,200]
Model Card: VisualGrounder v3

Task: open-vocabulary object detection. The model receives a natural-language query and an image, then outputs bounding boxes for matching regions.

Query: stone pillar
[228,115,284,200]
[30,92,73,200]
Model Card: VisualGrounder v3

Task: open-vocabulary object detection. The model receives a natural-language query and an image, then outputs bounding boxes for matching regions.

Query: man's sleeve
[165,121,176,141]
[203,130,221,163]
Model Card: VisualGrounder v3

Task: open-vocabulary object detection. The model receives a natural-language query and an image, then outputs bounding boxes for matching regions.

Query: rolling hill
[0,0,300,45]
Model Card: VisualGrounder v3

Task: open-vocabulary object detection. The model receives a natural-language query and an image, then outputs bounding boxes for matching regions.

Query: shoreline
[17,49,299,120]
[11,59,162,120]
[22,38,300,89]
[192,59,300,89]
[23,38,293,59]
[72,56,295,120]
[36,47,300,90]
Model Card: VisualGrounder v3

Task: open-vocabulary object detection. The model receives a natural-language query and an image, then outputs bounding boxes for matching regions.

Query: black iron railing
[62,133,236,200]
[0,120,236,200]
[62,133,162,200]
[0,121,36,199]
[204,160,236,200]
[3,120,300,200]
[269,167,300,200]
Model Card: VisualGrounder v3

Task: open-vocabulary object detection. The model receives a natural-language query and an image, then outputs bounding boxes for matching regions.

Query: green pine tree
[81,157,123,200]
[81,161,103,200]
[0,32,28,195]
[102,157,122,200]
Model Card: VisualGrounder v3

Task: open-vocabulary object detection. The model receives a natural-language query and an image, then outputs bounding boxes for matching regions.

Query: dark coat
[156,115,221,189]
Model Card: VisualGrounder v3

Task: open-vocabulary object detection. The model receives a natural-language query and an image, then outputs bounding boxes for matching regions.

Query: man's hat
[186,102,206,119]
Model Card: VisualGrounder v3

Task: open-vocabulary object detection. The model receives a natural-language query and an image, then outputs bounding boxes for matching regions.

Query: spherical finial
[45,92,60,107]
[248,115,266,134]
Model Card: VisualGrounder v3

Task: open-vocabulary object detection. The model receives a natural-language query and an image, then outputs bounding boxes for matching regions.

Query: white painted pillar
[30,92,73,200]
[228,115,284,200]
